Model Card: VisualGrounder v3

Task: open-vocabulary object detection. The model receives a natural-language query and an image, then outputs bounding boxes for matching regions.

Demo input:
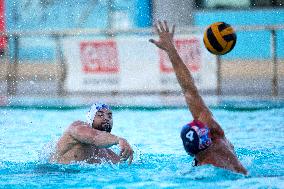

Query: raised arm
[149,21,209,120]
[150,21,224,137]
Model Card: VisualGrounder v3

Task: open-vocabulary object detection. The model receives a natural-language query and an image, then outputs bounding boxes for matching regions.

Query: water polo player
[50,103,133,164]
[149,21,247,174]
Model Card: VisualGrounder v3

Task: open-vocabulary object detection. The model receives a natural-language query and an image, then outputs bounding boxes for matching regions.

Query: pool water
[0,103,283,188]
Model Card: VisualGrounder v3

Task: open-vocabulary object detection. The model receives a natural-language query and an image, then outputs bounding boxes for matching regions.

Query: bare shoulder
[64,120,97,143]
[67,120,89,131]
[70,120,89,127]
[57,121,89,146]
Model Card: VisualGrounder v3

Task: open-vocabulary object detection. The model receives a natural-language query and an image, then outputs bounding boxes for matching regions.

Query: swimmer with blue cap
[50,103,133,165]
[87,103,113,132]
[150,21,247,174]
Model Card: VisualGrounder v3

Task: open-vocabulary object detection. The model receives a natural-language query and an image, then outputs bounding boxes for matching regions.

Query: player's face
[92,108,113,132]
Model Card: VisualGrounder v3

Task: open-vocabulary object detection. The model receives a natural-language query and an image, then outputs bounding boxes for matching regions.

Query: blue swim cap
[180,120,212,156]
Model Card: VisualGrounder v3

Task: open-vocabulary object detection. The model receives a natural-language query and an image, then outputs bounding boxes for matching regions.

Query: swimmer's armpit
[198,109,213,124]
[198,110,224,138]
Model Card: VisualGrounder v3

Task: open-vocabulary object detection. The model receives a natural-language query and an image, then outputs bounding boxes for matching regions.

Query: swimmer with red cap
[50,103,133,164]
[150,21,247,174]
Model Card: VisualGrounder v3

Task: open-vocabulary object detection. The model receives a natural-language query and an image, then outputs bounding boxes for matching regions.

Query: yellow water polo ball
[203,22,237,55]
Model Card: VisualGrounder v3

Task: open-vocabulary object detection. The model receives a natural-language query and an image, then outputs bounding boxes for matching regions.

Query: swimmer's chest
[70,144,117,161]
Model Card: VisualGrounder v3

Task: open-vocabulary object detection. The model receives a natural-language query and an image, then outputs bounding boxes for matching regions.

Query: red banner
[80,41,119,73]
[0,0,6,49]
[160,38,201,73]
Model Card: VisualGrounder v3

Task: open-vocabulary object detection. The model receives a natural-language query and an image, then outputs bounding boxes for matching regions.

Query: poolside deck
[0,59,283,97]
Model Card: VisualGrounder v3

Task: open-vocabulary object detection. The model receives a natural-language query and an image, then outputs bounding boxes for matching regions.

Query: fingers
[119,147,125,157]
[121,148,133,165]
[119,149,127,161]
[154,23,161,34]
[120,148,132,163]
[171,24,176,38]
[149,39,156,44]
[128,150,133,165]
[149,39,166,50]
[121,148,129,159]
[155,20,172,33]
[164,20,169,32]
[158,20,169,32]
[150,20,176,52]
[152,20,175,38]
[149,39,160,47]
[158,20,165,32]
[118,139,134,164]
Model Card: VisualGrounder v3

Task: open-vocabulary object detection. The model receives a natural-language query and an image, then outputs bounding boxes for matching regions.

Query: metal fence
[0,25,283,97]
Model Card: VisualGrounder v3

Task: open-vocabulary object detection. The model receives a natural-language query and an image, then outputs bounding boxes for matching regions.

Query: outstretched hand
[118,138,134,165]
[149,20,176,52]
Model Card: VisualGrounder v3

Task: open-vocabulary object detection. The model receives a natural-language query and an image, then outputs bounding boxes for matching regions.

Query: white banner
[62,35,217,93]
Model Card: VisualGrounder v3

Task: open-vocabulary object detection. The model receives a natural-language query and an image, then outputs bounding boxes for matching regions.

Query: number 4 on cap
[186,130,194,141]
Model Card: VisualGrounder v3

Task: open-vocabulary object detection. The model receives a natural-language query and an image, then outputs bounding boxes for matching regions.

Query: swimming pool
[0,98,283,188]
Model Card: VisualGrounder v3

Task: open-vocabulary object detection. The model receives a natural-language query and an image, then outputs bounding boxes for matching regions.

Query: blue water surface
[0,104,283,188]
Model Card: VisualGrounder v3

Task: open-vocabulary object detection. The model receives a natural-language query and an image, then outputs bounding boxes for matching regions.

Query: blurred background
[0,0,283,104]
